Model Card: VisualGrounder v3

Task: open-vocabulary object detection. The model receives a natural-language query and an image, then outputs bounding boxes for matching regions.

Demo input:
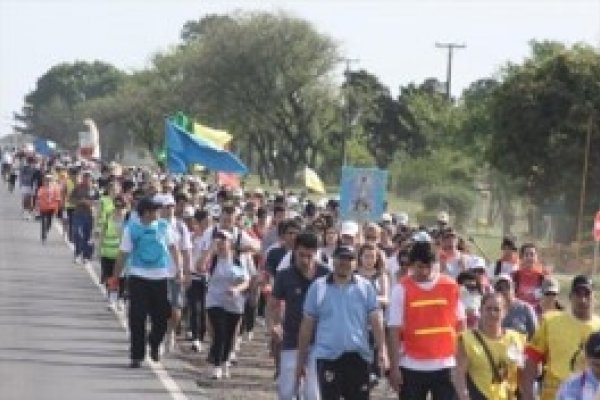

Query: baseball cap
[397,212,409,226]
[213,229,234,241]
[182,205,196,219]
[333,245,356,259]
[494,273,513,286]
[437,211,450,224]
[153,193,175,207]
[571,275,593,294]
[340,221,359,236]
[585,331,600,359]
[209,204,222,218]
[541,276,561,295]
[136,196,162,214]
[468,256,487,271]
[381,213,393,223]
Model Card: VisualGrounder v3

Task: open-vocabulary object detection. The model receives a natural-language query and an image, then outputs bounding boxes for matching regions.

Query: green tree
[173,12,340,186]
[343,70,422,169]
[489,41,600,241]
[15,61,124,147]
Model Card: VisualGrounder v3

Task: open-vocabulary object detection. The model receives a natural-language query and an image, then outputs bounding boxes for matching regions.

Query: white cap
[182,205,196,219]
[340,221,359,236]
[317,197,328,209]
[437,211,450,224]
[468,256,487,271]
[209,204,222,218]
[153,193,175,207]
[214,229,233,240]
[233,188,244,198]
[287,195,299,206]
[381,213,392,223]
[397,212,409,225]
[412,231,432,243]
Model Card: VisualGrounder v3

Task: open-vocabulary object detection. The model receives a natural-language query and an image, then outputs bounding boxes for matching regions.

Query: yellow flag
[305,166,326,194]
[193,123,232,149]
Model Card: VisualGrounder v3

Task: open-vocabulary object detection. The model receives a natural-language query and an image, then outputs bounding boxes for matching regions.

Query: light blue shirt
[303,274,378,363]
[557,369,600,400]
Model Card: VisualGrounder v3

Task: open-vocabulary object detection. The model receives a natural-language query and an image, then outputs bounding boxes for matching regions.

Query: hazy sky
[1,0,599,137]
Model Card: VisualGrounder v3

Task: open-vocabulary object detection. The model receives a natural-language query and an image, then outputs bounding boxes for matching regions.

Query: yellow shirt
[526,311,600,400]
[462,329,526,400]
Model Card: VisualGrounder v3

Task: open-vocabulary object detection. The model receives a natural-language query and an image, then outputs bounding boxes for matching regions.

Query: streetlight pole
[435,42,466,100]
[342,57,359,166]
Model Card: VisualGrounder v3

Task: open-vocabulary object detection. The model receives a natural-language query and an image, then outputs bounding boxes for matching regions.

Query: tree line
[13,12,600,241]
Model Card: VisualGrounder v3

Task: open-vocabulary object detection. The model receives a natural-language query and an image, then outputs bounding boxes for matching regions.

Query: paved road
[0,186,199,400]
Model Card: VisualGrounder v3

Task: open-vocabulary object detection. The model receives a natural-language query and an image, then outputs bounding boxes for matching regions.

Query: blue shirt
[557,369,600,400]
[303,273,378,363]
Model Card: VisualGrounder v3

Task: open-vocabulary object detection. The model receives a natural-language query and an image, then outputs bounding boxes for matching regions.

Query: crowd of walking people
[1,144,599,400]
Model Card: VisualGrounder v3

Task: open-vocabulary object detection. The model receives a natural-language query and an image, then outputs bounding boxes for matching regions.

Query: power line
[435,42,466,100]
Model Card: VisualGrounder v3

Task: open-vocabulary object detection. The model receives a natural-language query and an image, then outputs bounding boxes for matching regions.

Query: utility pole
[435,42,466,100]
[342,57,359,166]
[575,113,594,263]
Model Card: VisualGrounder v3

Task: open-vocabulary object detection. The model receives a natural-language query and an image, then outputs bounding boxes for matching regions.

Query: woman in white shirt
[202,229,250,380]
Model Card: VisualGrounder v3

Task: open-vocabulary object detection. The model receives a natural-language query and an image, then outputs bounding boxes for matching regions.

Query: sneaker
[74,257,82,265]
[130,359,142,368]
[229,351,238,365]
[212,367,223,380]
[191,339,202,353]
[223,364,231,379]
[150,346,160,362]
[164,331,175,353]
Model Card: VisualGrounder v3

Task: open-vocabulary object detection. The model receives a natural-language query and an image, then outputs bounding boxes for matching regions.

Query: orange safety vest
[402,274,459,359]
[37,185,62,212]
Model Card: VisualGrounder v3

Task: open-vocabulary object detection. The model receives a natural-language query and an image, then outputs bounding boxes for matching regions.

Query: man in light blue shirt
[296,245,388,400]
[557,330,600,400]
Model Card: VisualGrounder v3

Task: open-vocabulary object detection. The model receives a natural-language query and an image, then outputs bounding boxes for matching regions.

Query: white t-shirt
[387,274,465,371]
[2,152,13,164]
[166,218,193,277]
[119,224,177,280]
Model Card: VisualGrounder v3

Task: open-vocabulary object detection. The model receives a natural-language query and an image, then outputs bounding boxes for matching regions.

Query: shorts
[167,278,184,309]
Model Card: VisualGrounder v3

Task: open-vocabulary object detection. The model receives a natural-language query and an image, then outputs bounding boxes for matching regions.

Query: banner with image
[339,166,388,222]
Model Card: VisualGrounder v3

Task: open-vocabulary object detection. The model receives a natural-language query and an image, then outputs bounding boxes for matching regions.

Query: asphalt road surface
[0,185,201,400]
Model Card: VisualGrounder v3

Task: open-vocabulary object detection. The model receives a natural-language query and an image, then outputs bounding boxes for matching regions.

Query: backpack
[130,221,169,268]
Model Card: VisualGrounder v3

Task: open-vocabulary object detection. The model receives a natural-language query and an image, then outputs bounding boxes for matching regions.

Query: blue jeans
[73,213,94,260]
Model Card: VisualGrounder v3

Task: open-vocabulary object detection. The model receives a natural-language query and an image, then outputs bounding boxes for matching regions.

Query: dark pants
[241,297,256,335]
[207,307,241,367]
[128,276,171,361]
[65,208,74,242]
[73,213,93,260]
[316,352,370,400]
[40,211,54,241]
[399,367,456,400]
[185,277,207,341]
[100,257,116,284]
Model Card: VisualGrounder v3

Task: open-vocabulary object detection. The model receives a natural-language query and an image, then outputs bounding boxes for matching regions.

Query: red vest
[401,274,459,359]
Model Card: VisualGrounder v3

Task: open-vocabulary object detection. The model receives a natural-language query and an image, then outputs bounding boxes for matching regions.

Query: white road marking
[56,225,190,400]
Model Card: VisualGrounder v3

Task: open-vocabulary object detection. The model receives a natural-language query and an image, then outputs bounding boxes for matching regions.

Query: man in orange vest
[36,174,62,243]
[387,236,465,400]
